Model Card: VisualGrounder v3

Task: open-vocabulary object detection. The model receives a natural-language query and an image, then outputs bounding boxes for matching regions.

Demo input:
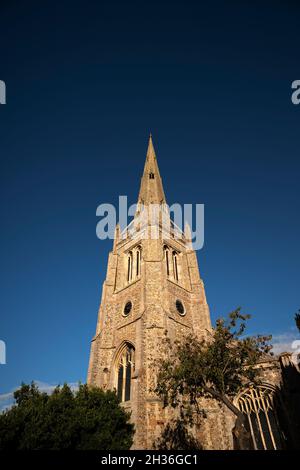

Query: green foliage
[154,308,272,449]
[0,383,134,450]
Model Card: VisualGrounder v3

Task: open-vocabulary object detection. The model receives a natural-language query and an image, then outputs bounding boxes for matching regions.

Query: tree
[154,418,202,450]
[295,309,300,333]
[154,308,272,450]
[0,383,134,450]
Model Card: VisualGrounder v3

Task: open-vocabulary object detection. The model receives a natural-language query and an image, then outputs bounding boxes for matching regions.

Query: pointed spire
[137,134,166,205]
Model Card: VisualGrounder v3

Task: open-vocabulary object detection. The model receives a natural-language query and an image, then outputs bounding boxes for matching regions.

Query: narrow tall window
[127,256,131,282]
[116,343,135,402]
[173,251,179,282]
[127,252,133,282]
[117,364,124,402]
[125,361,131,401]
[136,247,141,277]
[164,246,170,276]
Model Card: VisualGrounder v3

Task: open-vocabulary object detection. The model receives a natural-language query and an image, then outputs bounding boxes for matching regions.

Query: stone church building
[88,136,300,450]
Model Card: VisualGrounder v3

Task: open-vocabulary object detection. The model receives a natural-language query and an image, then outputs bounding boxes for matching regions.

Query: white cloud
[0,392,15,412]
[271,330,300,355]
[32,380,79,395]
[0,381,80,412]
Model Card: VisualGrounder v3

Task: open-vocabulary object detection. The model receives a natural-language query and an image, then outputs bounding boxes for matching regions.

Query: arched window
[236,385,283,450]
[127,252,133,282]
[172,251,179,282]
[164,245,170,276]
[116,343,135,402]
[136,246,141,277]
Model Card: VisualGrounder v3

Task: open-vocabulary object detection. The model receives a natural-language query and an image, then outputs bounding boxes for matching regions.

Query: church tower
[87,136,211,449]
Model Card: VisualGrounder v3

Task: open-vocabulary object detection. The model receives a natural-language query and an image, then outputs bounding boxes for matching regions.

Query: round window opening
[123,301,132,316]
[176,299,185,316]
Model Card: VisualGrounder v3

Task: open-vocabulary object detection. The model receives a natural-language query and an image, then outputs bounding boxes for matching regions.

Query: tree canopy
[0,383,134,450]
[295,309,300,333]
[154,308,272,449]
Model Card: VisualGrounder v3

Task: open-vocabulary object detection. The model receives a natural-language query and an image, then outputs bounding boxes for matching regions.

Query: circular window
[175,299,185,316]
[123,301,132,316]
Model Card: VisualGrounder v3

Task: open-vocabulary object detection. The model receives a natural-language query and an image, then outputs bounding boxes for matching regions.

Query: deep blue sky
[0,0,299,398]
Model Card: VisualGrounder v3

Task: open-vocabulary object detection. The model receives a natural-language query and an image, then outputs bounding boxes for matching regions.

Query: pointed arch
[136,245,142,277]
[235,384,283,450]
[164,245,170,276]
[172,250,179,282]
[114,341,135,402]
[127,251,133,282]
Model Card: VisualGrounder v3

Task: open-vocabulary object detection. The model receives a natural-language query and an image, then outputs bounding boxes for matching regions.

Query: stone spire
[137,134,166,205]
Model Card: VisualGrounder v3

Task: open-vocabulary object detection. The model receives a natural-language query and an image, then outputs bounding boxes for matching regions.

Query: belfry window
[116,343,135,402]
[136,246,141,277]
[126,247,141,285]
[172,251,179,282]
[127,252,133,282]
[164,245,170,276]
[149,172,155,179]
[236,385,283,450]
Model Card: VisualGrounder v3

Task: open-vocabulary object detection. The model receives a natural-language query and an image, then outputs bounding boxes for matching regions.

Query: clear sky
[0,0,299,403]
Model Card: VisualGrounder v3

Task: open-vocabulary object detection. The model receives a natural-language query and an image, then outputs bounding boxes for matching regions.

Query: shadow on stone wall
[276,357,300,449]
